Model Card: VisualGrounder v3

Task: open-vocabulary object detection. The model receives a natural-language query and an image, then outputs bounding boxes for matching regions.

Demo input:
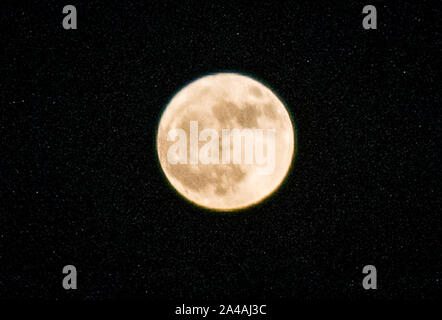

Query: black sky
[1,1,441,300]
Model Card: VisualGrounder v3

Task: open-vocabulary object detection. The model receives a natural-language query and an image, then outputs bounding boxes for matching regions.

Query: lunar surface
[157,73,295,211]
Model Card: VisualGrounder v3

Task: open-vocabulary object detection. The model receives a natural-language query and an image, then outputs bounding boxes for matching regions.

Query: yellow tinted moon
[157,73,295,211]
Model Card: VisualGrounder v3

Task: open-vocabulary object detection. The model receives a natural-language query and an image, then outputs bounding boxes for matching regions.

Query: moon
[157,73,295,211]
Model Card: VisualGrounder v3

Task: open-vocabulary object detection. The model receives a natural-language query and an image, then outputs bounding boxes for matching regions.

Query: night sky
[1,1,440,302]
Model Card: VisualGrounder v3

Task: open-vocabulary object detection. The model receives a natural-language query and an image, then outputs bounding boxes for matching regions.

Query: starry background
[1,0,440,301]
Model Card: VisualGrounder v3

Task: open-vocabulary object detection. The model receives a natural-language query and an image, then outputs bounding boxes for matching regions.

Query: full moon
[157,73,295,211]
